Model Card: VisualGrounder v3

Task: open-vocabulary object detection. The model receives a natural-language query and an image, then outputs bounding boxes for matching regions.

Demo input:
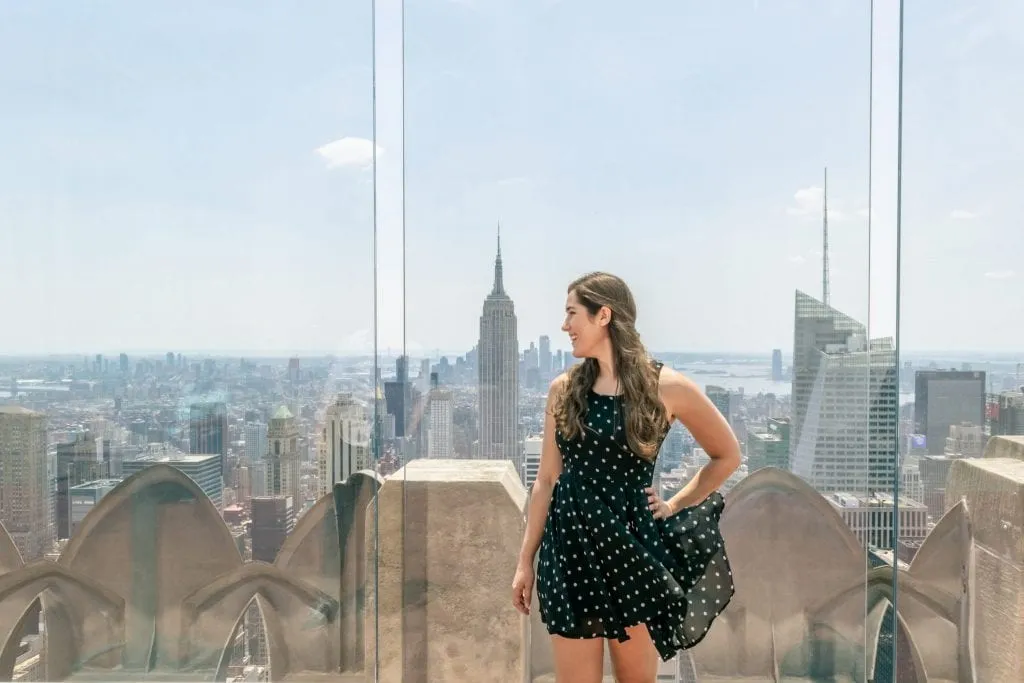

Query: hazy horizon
[1,348,1020,363]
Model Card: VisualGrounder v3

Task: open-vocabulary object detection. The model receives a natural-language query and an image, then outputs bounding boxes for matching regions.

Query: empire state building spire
[491,221,506,296]
[478,220,519,468]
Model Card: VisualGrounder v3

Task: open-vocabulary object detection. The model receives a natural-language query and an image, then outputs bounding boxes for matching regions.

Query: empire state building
[478,227,520,467]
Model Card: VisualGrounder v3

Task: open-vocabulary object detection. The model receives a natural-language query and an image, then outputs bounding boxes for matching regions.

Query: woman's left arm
[659,366,741,514]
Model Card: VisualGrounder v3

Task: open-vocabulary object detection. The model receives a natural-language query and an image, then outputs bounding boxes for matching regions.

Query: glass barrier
[894,1,1024,682]
[0,3,374,681]
[380,1,889,681]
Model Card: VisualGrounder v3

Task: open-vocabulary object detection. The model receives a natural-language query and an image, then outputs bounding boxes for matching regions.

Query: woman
[511,272,740,683]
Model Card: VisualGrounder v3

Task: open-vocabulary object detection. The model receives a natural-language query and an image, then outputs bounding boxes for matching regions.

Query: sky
[0,0,1020,357]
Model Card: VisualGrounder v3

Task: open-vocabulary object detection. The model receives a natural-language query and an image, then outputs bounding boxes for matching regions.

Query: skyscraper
[427,374,454,459]
[478,225,520,468]
[250,495,295,563]
[265,406,301,511]
[55,432,111,540]
[706,385,731,424]
[771,348,783,381]
[914,370,986,454]
[384,356,411,438]
[244,421,268,463]
[122,454,223,509]
[189,401,227,477]
[539,335,552,376]
[790,291,898,494]
[321,394,370,494]
[0,406,52,560]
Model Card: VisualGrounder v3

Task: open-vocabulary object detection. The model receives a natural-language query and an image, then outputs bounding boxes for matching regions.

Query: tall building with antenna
[789,171,899,495]
[477,223,521,470]
[822,166,830,307]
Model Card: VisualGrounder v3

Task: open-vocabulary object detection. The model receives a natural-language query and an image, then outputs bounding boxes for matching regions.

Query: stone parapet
[946,436,1024,682]
[0,449,1020,681]
[365,459,527,683]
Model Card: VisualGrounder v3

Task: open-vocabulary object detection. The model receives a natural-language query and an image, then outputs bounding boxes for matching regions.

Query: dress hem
[540,588,735,661]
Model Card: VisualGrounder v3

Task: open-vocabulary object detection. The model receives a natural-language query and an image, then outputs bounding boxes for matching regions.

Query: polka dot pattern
[536,362,735,662]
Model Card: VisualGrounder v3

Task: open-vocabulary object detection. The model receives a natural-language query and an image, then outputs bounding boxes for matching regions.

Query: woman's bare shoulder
[656,363,699,393]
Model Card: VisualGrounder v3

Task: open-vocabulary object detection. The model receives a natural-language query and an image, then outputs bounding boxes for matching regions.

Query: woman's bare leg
[607,624,658,683]
[552,634,605,683]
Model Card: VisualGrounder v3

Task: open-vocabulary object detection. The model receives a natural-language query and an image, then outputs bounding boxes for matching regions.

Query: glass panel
[384,1,887,681]
[0,3,374,680]
[896,1,1024,682]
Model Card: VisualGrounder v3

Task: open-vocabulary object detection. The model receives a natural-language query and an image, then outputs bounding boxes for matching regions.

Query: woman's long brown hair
[553,272,669,461]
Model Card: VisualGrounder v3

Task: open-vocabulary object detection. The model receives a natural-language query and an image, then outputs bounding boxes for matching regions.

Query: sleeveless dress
[536,363,734,661]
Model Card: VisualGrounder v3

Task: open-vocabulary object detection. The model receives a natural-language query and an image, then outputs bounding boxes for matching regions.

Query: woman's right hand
[511,562,535,615]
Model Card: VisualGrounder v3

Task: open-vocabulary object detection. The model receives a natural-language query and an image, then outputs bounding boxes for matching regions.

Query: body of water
[670,358,915,404]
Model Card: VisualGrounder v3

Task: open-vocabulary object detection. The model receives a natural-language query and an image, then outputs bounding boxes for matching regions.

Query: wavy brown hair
[553,272,669,461]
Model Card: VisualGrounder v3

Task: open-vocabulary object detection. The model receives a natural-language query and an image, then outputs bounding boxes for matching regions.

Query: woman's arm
[658,366,741,512]
[517,374,566,567]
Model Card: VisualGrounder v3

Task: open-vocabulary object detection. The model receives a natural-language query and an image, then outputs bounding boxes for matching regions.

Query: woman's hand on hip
[645,487,673,519]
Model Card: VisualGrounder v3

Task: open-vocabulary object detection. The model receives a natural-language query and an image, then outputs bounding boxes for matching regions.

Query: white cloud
[788,255,806,264]
[950,209,978,220]
[786,185,848,221]
[315,137,383,169]
[984,270,1015,280]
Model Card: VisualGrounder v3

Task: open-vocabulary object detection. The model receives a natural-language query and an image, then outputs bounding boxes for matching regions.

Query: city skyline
[2,346,1023,362]
[0,3,1020,679]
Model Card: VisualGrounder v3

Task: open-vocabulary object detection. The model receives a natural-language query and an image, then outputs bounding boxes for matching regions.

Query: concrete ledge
[366,459,528,683]
[946,438,1024,682]
[947,457,1024,556]
[280,674,366,683]
[982,435,1024,461]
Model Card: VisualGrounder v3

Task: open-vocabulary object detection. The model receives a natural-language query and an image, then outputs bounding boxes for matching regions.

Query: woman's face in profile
[562,291,606,358]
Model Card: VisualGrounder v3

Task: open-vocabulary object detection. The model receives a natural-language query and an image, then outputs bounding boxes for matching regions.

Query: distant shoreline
[0,349,1020,363]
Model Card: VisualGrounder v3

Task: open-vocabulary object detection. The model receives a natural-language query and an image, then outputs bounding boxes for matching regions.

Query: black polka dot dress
[536,367,735,661]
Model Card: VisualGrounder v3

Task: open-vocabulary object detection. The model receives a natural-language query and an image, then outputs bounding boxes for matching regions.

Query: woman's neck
[592,339,616,383]
[591,355,618,394]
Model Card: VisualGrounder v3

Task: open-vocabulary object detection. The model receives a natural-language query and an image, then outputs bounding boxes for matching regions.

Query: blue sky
[0,0,1020,356]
